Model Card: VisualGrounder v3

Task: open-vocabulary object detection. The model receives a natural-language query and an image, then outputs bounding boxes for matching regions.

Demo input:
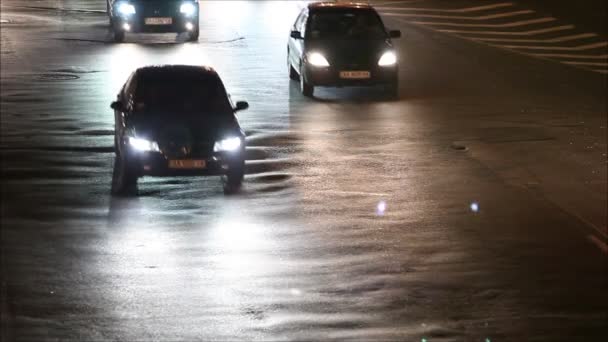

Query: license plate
[168,160,206,169]
[339,71,371,79]
[145,17,173,25]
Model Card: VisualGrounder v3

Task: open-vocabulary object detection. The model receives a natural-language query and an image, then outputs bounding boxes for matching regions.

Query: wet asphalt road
[1,1,607,341]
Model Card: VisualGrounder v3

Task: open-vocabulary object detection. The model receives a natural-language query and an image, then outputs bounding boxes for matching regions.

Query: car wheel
[107,5,113,26]
[188,26,199,41]
[114,134,120,155]
[385,81,399,100]
[288,51,298,80]
[221,162,244,195]
[111,152,138,196]
[299,66,314,97]
[112,29,125,43]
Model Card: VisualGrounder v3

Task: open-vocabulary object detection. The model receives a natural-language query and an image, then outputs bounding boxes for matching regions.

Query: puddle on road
[450,142,468,151]
[36,73,80,81]
[49,67,106,74]
[12,6,106,15]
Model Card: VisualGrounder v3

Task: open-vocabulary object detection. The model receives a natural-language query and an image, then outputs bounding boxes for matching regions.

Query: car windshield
[134,73,232,117]
[308,10,387,40]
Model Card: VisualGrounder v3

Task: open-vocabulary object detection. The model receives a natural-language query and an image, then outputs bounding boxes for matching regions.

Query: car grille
[137,1,179,17]
[160,141,213,159]
[334,57,375,70]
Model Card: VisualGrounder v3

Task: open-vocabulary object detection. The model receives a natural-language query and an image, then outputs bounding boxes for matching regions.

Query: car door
[114,73,136,151]
[289,9,308,71]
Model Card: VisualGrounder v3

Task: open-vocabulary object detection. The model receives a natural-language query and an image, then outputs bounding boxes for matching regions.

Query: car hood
[128,114,241,144]
[306,39,394,68]
[128,0,186,15]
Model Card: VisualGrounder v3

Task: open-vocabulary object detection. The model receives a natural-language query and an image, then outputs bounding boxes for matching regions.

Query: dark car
[287,2,401,98]
[106,0,199,42]
[110,65,249,195]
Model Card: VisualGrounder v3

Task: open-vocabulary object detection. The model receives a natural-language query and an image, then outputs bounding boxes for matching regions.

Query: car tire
[113,29,125,43]
[386,81,399,100]
[222,162,244,195]
[300,66,314,97]
[114,134,120,155]
[107,4,113,26]
[188,26,199,41]
[111,152,138,196]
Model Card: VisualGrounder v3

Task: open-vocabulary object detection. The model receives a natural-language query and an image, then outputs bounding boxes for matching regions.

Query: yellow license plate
[168,160,206,169]
[339,71,371,79]
[145,17,172,25]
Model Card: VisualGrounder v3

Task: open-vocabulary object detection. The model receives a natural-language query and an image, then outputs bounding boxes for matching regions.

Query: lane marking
[562,61,608,66]
[529,53,608,59]
[386,12,605,75]
[374,0,424,6]
[330,190,390,197]
[469,33,597,43]
[376,2,514,13]
[435,25,575,36]
[498,41,608,51]
[380,10,533,20]
[409,17,556,28]
[587,235,608,254]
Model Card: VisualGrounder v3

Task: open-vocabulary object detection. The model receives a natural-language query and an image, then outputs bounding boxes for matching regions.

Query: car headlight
[180,2,197,16]
[307,52,330,67]
[116,2,136,16]
[214,137,242,152]
[378,51,397,66]
[129,137,159,152]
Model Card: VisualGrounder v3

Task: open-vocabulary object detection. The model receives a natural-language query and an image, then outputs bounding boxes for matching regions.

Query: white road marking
[409,17,556,28]
[498,41,608,51]
[562,61,608,67]
[435,25,575,36]
[373,0,424,6]
[587,235,608,254]
[529,53,608,59]
[386,6,605,75]
[330,190,390,197]
[376,2,514,13]
[470,33,597,43]
[381,10,533,20]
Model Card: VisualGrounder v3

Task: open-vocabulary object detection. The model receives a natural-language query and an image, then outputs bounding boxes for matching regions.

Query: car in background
[287,1,401,98]
[107,0,199,42]
[110,65,249,195]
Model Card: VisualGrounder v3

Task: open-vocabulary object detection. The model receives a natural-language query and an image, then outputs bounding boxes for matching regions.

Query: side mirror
[235,101,249,112]
[110,101,123,111]
[290,30,302,39]
[389,30,401,39]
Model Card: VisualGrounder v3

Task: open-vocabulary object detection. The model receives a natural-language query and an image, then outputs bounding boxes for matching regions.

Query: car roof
[135,65,219,78]
[308,1,373,10]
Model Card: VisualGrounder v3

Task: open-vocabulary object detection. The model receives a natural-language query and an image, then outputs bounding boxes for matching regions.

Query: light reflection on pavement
[1,0,606,341]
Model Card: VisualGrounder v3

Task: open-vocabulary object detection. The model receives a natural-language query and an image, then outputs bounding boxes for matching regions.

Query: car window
[294,10,304,30]
[121,72,137,111]
[298,13,308,37]
[308,10,387,40]
[133,73,232,117]
[294,9,307,35]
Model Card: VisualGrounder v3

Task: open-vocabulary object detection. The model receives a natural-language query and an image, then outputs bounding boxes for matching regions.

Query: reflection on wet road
[1,0,607,341]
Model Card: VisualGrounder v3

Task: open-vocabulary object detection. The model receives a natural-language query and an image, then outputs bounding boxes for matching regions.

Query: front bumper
[303,64,398,87]
[126,150,244,177]
[113,15,198,33]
